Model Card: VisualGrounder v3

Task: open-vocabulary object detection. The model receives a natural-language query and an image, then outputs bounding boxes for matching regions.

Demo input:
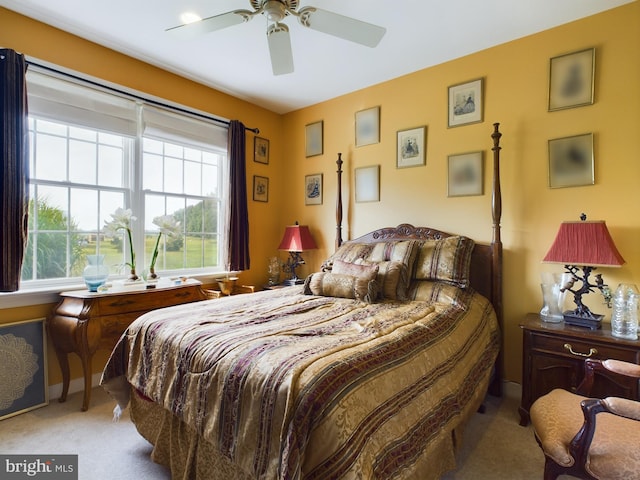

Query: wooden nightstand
[519,312,640,426]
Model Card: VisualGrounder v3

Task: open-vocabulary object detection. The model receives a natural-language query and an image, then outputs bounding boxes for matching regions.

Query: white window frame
[2,65,231,307]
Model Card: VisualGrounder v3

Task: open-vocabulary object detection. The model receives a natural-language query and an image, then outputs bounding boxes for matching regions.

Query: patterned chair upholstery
[530,358,640,480]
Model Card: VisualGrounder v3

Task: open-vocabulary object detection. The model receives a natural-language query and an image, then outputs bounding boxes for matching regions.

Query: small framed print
[548,133,594,188]
[548,48,595,111]
[305,121,323,157]
[254,136,269,164]
[252,175,269,202]
[448,78,483,128]
[0,318,48,420]
[355,106,380,147]
[397,126,426,168]
[305,173,323,205]
[448,151,484,197]
[355,165,380,203]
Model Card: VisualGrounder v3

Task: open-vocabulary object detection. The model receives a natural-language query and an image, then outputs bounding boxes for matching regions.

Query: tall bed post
[490,122,504,397]
[335,153,343,250]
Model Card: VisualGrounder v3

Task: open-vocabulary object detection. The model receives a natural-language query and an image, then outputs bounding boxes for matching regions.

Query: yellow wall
[1,2,638,387]
[281,2,640,382]
[0,7,286,385]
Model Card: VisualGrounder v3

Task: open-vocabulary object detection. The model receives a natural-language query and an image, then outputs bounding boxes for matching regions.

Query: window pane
[203,234,218,266]
[35,133,67,181]
[36,186,68,231]
[35,233,70,279]
[184,160,202,196]
[69,139,97,185]
[202,164,217,196]
[70,188,99,232]
[143,152,163,191]
[185,234,203,268]
[98,144,124,187]
[164,157,183,194]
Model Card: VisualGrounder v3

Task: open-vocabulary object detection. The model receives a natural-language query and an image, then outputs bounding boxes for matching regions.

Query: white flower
[103,208,137,271]
[152,215,180,237]
[149,215,181,271]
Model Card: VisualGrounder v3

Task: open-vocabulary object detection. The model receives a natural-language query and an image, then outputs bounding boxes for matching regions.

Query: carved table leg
[53,345,71,403]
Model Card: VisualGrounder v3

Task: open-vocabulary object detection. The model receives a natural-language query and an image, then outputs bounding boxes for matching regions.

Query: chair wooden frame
[533,358,640,480]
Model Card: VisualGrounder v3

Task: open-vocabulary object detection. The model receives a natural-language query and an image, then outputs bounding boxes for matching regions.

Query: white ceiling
[1,0,633,114]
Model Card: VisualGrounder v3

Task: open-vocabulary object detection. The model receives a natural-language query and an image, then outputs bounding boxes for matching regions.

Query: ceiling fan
[166,0,386,76]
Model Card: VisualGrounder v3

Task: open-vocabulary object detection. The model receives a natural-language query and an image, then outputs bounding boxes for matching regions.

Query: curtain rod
[25,59,260,135]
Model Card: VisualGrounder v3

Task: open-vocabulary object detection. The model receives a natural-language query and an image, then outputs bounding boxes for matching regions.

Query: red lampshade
[543,220,625,267]
[278,224,317,252]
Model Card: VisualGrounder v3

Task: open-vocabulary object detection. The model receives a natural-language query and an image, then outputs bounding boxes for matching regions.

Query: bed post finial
[336,153,343,250]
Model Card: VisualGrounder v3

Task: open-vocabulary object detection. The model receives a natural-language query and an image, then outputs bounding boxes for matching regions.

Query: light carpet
[0,382,563,479]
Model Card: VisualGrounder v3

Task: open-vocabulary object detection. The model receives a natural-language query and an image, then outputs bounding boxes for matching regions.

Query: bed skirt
[128,372,489,480]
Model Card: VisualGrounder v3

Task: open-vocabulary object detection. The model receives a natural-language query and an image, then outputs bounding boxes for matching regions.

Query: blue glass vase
[83,254,109,292]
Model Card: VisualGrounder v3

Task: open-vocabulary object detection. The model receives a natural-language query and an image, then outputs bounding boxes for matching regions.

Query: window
[22,69,228,288]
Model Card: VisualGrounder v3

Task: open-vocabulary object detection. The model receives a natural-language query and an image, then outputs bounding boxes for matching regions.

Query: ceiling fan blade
[267,23,294,76]
[166,10,252,38]
[297,7,386,47]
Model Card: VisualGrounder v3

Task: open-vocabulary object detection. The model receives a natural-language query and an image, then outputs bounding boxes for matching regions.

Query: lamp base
[563,311,603,330]
[282,278,304,286]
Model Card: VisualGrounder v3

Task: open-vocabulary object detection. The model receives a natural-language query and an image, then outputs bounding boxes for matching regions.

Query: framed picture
[355,165,380,203]
[305,121,323,157]
[397,126,426,168]
[0,318,48,420]
[548,133,594,188]
[548,48,595,111]
[252,175,269,202]
[254,136,269,164]
[448,78,483,128]
[448,151,484,197]
[305,173,323,205]
[355,106,380,147]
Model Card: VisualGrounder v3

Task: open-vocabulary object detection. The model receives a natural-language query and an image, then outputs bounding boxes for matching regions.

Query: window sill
[0,272,225,309]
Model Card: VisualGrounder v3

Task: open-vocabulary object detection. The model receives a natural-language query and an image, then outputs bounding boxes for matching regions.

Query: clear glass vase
[539,272,569,323]
[83,254,109,292]
[611,283,639,340]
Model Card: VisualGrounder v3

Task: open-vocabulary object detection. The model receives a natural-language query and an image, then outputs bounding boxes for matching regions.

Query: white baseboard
[48,372,103,401]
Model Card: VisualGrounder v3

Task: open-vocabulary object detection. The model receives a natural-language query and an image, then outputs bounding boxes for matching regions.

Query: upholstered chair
[530,358,640,480]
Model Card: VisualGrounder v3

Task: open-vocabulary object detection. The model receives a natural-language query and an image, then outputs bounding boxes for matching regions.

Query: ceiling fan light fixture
[263,1,287,22]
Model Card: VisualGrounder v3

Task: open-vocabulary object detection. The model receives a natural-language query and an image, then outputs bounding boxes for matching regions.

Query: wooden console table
[47,279,210,411]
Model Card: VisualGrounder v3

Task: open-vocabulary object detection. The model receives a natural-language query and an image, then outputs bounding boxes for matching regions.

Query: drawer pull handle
[564,343,597,358]
[109,300,135,308]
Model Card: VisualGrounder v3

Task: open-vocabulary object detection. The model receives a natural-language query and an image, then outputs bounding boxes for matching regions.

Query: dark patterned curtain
[0,49,29,292]
[227,120,250,271]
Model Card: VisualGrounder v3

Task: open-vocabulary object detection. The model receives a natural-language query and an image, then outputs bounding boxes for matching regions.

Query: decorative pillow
[355,260,410,301]
[407,280,465,305]
[413,236,475,287]
[366,240,419,265]
[331,259,379,279]
[321,242,376,271]
[304,272,378,303]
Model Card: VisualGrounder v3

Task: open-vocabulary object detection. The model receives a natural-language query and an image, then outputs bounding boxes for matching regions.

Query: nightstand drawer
[531,333,640,363]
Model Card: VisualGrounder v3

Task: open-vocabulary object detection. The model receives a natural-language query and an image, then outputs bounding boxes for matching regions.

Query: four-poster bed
[101,124,504,479]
